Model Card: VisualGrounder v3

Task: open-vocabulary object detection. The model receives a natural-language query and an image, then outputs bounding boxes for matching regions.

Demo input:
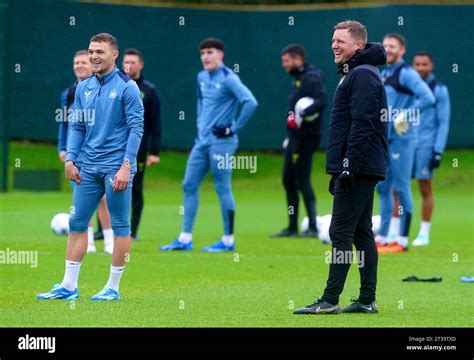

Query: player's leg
[271,137,299,237]
[201,139,239,252]
[413,147,434,246]
[387,190,401,242]
[37,169,104,300]
[131,147,147,240]
[98,196,114,253]
[160,143,209,250]
[91,171,134,300]
[294,141,318,237]
[382,141,415,253]
[375,159,393,246]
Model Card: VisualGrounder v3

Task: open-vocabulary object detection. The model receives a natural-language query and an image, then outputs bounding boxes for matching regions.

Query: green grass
[0,141,473,327]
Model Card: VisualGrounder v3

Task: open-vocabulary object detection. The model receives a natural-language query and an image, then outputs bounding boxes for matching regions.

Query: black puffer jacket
[326,42,388,179]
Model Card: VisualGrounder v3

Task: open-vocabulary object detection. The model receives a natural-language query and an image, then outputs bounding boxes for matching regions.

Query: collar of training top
[337,42,387,74]
[95,66,119,83]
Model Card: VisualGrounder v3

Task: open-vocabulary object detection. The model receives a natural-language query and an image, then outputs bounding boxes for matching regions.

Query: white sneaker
[87,243,97,253]
[412,235,430,246]
[104,244,113,254]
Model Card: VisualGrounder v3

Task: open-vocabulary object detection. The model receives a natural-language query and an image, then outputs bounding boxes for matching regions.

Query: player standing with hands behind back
[294,20,388,315]
[160,38,258,252]
[37,33,144,301]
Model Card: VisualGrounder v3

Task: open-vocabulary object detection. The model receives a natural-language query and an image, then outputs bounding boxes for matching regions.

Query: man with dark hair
[57,50,114,254]
[376,33,435,253]
[410,52,450,246]
[122,48,161,241]
[294,20,388,315]
[271,44,326,238]
[37,33,144,301]
[160,37,258,252]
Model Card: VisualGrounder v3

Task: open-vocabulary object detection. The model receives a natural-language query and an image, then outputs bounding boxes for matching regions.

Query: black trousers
[282,135,320,231]
[131,147,148,237]
[321,174,379,305]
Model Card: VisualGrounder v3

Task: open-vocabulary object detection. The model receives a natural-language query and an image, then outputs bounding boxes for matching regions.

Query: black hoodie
[287,64,327,140]
[326,42,388,180]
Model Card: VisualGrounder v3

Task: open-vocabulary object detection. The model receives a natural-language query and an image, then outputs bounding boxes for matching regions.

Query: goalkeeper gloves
[429,152,442,170]
[393,111,409,136]
[212,126,233,138]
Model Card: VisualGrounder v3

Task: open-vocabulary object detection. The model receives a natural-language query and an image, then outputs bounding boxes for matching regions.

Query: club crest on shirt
[84,90,92,102]
[108,89,118,99]
[215,82,222,89]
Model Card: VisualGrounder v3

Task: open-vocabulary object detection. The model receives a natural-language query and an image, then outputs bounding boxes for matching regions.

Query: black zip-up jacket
[287,64,327,140]
[326,42,388,179]
[136,76,161,156]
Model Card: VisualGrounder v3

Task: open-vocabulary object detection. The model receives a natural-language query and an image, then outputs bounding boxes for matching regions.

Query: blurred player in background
[160,38,258,252]
[409,52,450,246]
[271,44,326,238]
[57,50,114,254]
[122,48,161,241]
[376,33,435,254]
[37,33,144,301]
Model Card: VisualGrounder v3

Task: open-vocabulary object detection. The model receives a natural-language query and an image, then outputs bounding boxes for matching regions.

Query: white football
[294,97,319,126]
[50,213,70,235]
[301,214,382,244]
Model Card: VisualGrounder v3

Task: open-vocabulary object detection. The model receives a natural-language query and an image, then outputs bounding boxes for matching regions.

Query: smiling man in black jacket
[294,20,388,315]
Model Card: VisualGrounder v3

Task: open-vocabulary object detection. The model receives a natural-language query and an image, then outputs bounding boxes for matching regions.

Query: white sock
[61,260,81,291]
[103,228,114,247]
[396,236,408,248]
[388,217,400,237]
[178,232,192,244]
[222,234,234,246]
[87,226,94,245]
[419,221,431,238]
[375,235,387,245]
[105,265,125,292]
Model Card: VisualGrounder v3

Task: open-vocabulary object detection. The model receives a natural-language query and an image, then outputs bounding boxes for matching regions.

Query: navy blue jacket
[326,42,388,179]
[287,64,327,140]
[135,76,161,156]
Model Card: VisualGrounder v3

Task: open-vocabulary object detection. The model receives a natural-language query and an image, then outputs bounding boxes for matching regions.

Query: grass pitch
[0,142,473,327]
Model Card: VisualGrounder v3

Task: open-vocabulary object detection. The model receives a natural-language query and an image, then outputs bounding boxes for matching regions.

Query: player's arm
[299,73,327,117]
[147,86,161,165]
[226,74,258,134]
[434,85,451,154]
[344,68,382,175]
[114,82,144,191]
[65,87,85,183]
[196,76,202,118]
[401,67,435,110]
[431,85,451,169]
[57,89,69,161]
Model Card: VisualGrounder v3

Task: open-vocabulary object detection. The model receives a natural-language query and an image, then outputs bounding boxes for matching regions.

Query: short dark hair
[414,51,433,62]
[199,38,224,52]
[123,48,144,62]
[334,20,368,45]
[74,50,88,58]
[90,33,119,50]
[281,44,307,62]
[384,33,406,47]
